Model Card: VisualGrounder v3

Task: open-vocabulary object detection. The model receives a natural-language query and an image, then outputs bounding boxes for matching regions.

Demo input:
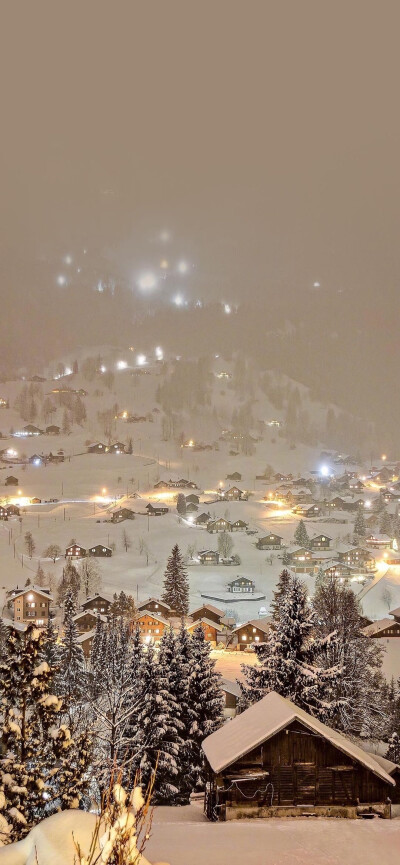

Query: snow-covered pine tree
[43,614,61,670]
[270,568,292,621]
[0,618,9,661]
[353,507,366,540]
[294,519,310,548]
[58,588,86,702]
[161,544,189,616]
[173,622,197,803]
[0,625,91,842]
[188,626,224,790]
[109,590,137,620]
[379,509,393,535]
[124,644,182,804]
[315,564,327,591]
[90,613,106,696]
[313,576,388,737]
[240,573,340,722]
[89,618,139,792]
[386,732,400,763]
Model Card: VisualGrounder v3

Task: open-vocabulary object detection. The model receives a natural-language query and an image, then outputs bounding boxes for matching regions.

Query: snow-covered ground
[1,358,398,676]
[147,807,400,865]
[2,804,398,865]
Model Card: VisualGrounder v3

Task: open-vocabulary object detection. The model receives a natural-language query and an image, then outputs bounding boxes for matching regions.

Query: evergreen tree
[386,732,400,763]
[161,544,189,616]
[240,573,340,722]
[281,548,291,566]
[379,509,393,535]
[188,626,224,790]
[43,614,61,671]
[176,493,187,516]
[0,625,91,842]
[109,591,137,620]
[89,618,137,791]
[35,561,46,586]
[353,507,366,540]
[58,589,86,702]
[0,619,9,661]
[294,519,310,548]
[124,644,182,804]
[270,568,291,621]
[313,577,388,737]
[57,560,80,606]
[315,565,327,591]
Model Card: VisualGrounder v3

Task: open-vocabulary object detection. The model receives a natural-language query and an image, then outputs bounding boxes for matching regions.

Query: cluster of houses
[254,530,397,579]
[3,585,271,659]
[154,477,199,490]
[66,543,113,558]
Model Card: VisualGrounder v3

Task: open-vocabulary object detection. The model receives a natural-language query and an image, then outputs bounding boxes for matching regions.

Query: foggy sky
[1,1,400,303]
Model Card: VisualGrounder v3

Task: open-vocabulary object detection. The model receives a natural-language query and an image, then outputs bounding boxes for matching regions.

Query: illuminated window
[242,635,247,641]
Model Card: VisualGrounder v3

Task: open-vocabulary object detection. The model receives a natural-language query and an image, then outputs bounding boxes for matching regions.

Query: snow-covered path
[146,808,400,865]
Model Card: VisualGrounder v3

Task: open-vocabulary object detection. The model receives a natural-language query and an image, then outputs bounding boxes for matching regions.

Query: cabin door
[295,764,316,805]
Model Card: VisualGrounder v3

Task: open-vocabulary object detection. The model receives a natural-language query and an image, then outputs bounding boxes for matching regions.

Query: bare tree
[218,531,234,558]
[42,543,62,563]
[24,531,36,558]
[121,529,132,553]
[78,558,102,600]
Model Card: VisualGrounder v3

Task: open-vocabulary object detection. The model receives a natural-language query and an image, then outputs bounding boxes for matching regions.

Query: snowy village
[1,3,399,864]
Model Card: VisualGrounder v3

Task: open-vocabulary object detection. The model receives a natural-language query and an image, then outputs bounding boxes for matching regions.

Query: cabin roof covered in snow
[362,618,399,636]
[202,691,395,785]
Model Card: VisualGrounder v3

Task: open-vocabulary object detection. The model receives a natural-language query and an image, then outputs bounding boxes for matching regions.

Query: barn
[202,691,396,821]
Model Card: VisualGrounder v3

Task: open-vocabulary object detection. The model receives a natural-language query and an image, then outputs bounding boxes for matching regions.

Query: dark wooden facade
[204,718,396,819]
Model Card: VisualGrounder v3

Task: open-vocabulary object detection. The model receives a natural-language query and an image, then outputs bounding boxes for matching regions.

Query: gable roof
[137,610,169,626]
[190,603,225,618]
[137,597,171,610]
[186,617,224,632]
[13,587,53,602]
[77,629,96,643]
[362,618,400,637]
[232,616,271,635]
[202,691,395,785]
[220,678,241,698]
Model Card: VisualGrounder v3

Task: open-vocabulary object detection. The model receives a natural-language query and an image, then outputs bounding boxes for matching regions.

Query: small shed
[202,691,395,821]
[88,544,112,557]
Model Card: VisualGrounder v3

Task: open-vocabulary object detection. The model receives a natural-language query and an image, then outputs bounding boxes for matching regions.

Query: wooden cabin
[73,610,107,633]
[146,503,169,516]
[231,617,271,650]
[256,534,283,550]
[77,629,95,659]
[137,598,171,618]
[310,534,332,551]
[198,550,220,565]
[186,618,224,646]
[202,692,395,821]
[81,594,112,615]
[191,603,226,625]
[12,587,53,627]
[65,543,86,558]
[111,507,135,522]
[137,611,169,644]
[228,577,255,594]
[88,544,112,557]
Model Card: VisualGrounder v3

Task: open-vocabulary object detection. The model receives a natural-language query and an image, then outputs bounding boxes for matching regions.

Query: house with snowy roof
[12,587,53,627]
[202,691,397,820]
[137,598,171,618]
